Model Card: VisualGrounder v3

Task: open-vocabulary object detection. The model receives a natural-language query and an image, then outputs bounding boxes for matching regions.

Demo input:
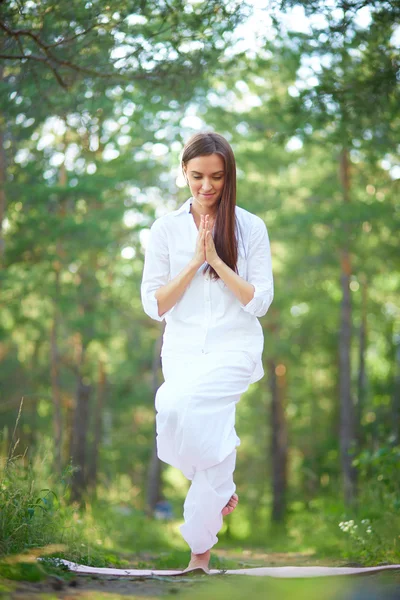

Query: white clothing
[140,196,274,384]
[140,196,274,553]
[157,349,255,553]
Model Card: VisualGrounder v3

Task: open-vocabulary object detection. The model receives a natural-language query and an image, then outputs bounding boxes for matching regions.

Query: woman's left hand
[204,214,220,268]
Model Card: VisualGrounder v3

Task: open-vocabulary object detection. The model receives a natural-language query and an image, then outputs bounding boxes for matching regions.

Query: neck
[190,197,218,219]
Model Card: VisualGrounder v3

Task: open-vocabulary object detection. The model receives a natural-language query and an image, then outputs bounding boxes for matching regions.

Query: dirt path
[4,550,400,599]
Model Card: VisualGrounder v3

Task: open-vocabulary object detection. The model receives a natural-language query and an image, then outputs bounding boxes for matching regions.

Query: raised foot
[222,492,239,516]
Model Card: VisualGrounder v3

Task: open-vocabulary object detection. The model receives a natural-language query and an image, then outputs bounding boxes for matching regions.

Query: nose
[201,179,213,191]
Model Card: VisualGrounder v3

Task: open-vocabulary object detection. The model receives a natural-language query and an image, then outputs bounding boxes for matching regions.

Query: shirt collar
[172,197,192,216]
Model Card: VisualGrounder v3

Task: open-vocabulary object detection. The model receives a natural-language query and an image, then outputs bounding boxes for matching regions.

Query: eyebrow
[190,170,225,175]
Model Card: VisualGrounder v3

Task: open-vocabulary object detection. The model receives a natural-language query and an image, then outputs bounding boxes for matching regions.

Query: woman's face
[183,153,225,211]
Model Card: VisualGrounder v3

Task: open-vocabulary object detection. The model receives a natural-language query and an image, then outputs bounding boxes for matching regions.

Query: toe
[222,493,239,515]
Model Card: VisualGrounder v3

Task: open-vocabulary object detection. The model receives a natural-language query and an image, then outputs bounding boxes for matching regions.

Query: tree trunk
[356,274,368,452]
[392,330,400,446]
[0,65,6,263]
[338,147,357,507]
[146,333,163,514]
[304,391,319,508]
[269,358,288,523]
[50,307,63,474]
[87,358,107,489]
[70,335,92,504]
[50,155,68,474]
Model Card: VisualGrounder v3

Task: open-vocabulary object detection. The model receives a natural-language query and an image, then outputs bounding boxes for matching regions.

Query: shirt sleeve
[240,217,274,318]
[140,218,173,322]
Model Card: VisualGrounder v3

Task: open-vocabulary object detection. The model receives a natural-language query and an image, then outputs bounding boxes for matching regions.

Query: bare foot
[222,492,239,516]
[183,549,210,573]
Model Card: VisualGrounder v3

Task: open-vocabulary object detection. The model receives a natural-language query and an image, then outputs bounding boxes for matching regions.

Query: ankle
[191,549,210,560]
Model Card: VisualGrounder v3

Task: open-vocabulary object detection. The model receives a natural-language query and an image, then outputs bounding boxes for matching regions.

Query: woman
[141,131,274,573]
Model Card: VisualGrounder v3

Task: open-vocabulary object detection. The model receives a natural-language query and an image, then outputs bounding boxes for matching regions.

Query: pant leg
[155,350,256,553]
[179,449,237,554]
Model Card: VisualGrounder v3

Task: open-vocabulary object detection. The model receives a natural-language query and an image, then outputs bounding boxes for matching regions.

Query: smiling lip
[201,192,215,196]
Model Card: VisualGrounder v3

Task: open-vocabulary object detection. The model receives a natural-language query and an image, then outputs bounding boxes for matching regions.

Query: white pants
[155,350,256,554]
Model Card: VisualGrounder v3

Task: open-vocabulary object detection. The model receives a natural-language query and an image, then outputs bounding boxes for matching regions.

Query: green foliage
[354,445,400,504]
[2,0,247,98]
[290,498,400,565]
[0,560,47,582]
[0,442,73,557]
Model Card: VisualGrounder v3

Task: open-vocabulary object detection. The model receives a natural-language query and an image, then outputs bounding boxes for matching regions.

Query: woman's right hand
[192,214,206,268]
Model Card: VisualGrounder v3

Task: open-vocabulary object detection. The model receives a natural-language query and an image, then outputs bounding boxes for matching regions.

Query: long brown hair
[181,132,238,281]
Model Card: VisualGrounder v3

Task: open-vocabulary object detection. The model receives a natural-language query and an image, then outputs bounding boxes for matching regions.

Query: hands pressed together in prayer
[193,214,221,269]
[154,211,255,319]
[192,212,255,305]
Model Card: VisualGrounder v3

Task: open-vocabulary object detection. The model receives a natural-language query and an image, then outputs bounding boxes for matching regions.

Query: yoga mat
[57,559,400,578]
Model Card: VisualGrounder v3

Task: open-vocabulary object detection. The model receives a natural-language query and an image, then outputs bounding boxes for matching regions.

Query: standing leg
[180,449,237,555]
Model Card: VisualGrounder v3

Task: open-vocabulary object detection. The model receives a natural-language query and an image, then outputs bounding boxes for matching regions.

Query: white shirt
[140,196,274,384]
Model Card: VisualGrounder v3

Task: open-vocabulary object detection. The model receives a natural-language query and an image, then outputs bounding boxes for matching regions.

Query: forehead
[186,153,225,173]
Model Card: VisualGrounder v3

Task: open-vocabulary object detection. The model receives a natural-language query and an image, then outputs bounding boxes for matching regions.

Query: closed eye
[193,176,223,180]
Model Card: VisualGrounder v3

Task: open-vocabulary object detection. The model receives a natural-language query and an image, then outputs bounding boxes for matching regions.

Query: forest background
[0,0,399,585]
